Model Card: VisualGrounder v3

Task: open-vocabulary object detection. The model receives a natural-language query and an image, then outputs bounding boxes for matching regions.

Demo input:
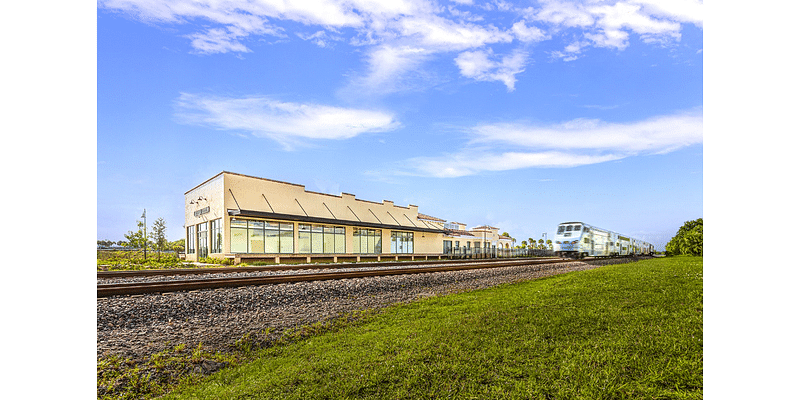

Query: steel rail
[97,257,563,279]
[97,258,570,298]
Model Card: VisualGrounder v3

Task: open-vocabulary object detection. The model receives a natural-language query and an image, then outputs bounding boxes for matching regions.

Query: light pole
[142,209,147,260]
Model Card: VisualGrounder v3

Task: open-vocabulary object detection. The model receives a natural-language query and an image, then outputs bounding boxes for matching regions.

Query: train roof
[556,221,653,247]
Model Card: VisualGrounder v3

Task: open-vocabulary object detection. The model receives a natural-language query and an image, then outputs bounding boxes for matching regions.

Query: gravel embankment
[97,258,643,361]
[97,261,517,285]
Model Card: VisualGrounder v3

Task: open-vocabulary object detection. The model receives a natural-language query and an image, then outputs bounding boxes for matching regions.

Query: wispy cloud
[396,109,702,177]
[186,28,252,54]
[530,0,700,50]
[581,104,620,110]
[455,48,528,91]
[343,44,435,96]
[100,0,703,93]
[296,30,342,48]
[405,151,624,178]
[174,93,400,150]
[469,109,703,153]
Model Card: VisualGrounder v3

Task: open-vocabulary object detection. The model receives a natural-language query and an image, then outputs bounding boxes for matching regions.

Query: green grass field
[159,256,702,399]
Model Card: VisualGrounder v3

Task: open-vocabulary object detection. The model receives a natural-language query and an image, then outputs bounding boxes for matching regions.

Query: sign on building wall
[194,206,210,217]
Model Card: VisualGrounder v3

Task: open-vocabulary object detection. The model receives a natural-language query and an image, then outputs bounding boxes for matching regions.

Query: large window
[391,231,414,254]
[186,225,196,255]
[279,223,294,253]
[210,219,222,253]
[443,240,452,254]
[230,219,294,253]
[230,219,248,253]
[353,228,381,254]
[197,222,208,258]
[248,221,265,253]
[326,226,346,254]
[299,224,345,254]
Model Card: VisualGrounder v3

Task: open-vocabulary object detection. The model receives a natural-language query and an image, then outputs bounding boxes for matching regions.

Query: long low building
[185,171,464,264]
[185,171,521,263]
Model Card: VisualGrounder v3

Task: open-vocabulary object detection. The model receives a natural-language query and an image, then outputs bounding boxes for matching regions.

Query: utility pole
[142,209,147,260]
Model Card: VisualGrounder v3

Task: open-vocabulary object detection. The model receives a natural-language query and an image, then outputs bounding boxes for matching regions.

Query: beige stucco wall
[223,172,425,229]
[184,174,226,261]
[185,172,445,260]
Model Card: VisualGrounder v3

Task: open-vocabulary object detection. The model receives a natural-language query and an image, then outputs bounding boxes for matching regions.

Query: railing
[443,247,554,259]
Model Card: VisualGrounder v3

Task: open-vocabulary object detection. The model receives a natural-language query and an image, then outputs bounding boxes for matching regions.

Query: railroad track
[97,257,563,279]
[97,257,570,298]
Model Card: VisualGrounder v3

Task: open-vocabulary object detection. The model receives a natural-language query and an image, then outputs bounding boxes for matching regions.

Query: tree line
[503,232,553,250]
[97,216,185,253]
[100,218,704,257]
[666,218,703,256]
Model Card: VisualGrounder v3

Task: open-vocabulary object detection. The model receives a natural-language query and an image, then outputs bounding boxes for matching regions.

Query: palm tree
[538,239,545,249]
[528,237,534,249]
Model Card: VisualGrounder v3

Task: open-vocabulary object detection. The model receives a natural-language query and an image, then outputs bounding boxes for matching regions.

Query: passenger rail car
[554,222,654,258]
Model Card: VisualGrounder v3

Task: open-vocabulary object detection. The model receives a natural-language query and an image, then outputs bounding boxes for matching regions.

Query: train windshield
[558,224,582,234]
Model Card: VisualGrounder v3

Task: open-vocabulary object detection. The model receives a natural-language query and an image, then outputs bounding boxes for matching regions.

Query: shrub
[98,250,191,271]
[198,257,234,265]
[665,218,703,256]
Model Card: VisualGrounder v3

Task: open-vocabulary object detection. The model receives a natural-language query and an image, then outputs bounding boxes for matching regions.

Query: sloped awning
[227,209,446,234]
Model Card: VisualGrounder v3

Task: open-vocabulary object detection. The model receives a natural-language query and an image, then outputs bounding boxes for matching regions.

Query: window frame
[186,225,196,255]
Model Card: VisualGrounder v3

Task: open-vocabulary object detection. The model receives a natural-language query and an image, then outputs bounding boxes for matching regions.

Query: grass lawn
[164,256,703,399]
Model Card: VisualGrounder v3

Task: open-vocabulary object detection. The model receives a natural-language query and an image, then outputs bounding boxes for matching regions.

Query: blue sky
[96,0,703,250]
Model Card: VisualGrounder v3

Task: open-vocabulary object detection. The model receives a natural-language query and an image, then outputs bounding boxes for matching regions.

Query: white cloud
[511,21,548,43]
[296,30,341,47]
[455,48,527,91]
[632,0,703,28]
[397,14,514,50]
[399,109,702,177]
[344,44,434,95]
[532,0,694,50]
[550,40,588,61]
[586,1,681,49]
[100,0,703,91]
[186,28,251,54]
[408,151,623,177]
[532,0,595,28]
[174,93,400,149]
[100,0,364,29]
[471,109,703,153]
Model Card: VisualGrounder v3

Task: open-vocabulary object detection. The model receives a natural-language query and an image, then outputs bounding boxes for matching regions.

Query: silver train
[553,221,654,258]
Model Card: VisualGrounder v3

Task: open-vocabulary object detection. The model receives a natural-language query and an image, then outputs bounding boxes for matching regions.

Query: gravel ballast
[97,258,643,361]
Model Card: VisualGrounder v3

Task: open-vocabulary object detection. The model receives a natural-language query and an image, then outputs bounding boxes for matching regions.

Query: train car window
[557,226,565,233]
[566,226,573,232]
[584,227,590,232]
[573,225,581,231]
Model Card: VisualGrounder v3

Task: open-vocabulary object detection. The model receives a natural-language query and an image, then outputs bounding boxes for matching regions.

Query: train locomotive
[553,221,654,258]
